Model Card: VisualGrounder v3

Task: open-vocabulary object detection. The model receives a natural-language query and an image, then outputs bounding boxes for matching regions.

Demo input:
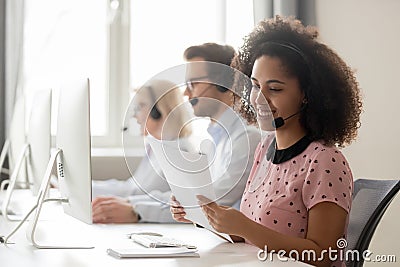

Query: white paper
[107,247,199,258]
[147,135,233,243]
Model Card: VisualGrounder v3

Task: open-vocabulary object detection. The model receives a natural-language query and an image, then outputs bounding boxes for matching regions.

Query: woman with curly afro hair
[174,16,363,267]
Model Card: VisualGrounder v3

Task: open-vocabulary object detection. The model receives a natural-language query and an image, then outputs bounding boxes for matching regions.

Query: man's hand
[92,196,139,223]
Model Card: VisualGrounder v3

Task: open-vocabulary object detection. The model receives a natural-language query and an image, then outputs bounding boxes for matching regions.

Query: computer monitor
[56,78,92,224]
[1,90,51,220]
[0,95,27,188]
[26,89,52,195]
[26,78,93,249]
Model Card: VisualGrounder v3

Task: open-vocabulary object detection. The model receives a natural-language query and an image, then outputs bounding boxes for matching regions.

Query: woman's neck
[275,124,307,150]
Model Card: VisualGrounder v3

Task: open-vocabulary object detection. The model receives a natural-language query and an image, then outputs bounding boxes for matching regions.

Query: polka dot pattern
[240,135,353,242]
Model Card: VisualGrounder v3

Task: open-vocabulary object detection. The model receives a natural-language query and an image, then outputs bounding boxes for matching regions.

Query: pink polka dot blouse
[240,134,353,267]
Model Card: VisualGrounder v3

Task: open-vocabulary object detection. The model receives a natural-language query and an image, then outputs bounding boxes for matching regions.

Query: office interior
[0,1,399,266]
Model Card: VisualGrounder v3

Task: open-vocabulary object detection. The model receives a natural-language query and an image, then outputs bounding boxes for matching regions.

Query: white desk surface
[0,190,310,267]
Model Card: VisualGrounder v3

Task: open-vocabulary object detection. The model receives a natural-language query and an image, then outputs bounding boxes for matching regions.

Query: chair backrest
[346,178,400,267]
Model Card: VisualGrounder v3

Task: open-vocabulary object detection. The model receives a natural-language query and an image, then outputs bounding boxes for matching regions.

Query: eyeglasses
[185,75,210,92]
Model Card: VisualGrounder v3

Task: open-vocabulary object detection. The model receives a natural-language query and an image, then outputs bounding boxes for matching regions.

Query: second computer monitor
[0,95,27,182]
[27,89,52,195]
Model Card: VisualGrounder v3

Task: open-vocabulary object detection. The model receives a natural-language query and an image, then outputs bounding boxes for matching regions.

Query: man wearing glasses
[181,43,260,209]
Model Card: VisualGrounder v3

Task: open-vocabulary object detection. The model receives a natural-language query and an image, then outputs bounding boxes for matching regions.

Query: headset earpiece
[216,85,229,93]
[147,86,162,120]
[150,106,161,120]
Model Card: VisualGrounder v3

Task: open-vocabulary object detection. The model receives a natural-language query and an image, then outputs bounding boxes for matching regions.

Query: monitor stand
[25,149,94,249]
[0,139,10,178]
[1,144,31,221]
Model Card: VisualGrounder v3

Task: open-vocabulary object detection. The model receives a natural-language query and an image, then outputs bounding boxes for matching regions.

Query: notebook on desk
[106,247,199,259]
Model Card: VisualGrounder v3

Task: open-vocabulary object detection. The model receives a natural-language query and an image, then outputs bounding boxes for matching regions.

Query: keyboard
[129,234,196,249]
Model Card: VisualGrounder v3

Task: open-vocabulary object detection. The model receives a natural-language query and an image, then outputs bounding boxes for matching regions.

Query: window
[22,0,253,148]
[128,0,254,138]
[130,0,253,87]
[23,0,110,141]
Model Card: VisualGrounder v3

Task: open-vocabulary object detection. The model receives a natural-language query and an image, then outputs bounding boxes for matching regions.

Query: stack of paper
[106,247,199,258]
[146,136,233,243]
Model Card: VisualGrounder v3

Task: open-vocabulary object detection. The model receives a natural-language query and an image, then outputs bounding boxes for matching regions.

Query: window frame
[92,0,131,148]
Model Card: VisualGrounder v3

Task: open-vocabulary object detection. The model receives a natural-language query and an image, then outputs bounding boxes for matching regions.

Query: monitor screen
[27,89,52,195]
[1,95,27,181]
[1,90,51,219]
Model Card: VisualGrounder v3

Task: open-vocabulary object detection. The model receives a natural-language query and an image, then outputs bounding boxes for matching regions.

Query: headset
[146,86,162,120]
[216,85,228,93]
[261,41,312,129]
[265,40,311,91]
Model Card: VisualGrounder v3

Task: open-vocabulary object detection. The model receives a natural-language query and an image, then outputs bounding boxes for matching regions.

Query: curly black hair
[231,16,363,147]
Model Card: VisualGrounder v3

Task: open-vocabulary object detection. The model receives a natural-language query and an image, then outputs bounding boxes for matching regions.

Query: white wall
[91,156,133,180]
[91,148,143,180]
[316,0,400,265]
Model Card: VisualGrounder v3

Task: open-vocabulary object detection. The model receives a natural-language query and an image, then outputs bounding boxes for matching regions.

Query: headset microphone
[189,98,199,106]
[271,117,285,129]
[189,89,208,106]
[272,105,306,129]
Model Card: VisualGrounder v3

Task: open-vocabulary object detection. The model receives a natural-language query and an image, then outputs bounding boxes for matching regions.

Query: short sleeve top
[240,134,353,241]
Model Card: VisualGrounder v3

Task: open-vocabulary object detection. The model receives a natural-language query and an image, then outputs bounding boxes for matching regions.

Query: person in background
[172,16,362,267]
[172,43,260,211]
[92,79,194,223]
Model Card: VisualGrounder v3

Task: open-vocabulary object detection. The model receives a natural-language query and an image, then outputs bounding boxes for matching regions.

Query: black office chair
[346,178,400,267]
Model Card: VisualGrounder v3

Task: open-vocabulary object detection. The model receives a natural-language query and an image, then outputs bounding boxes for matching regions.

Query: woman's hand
[197,195,248,236]
[170,195,192,223]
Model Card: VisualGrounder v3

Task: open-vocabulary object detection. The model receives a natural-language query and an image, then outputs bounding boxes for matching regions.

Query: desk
[0,191,309,267]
